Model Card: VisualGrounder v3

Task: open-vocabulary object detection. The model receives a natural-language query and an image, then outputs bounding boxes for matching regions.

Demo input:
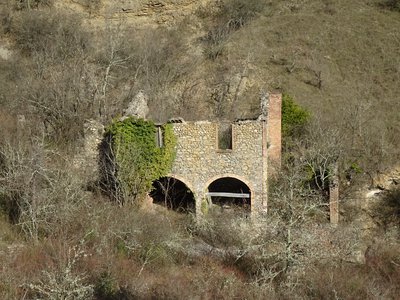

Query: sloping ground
[83,0,400,137]
[228,0,400,114]
[55,0,213,27]
[223,0,400,171]
[0,2,399,298]
[1,0,398,169]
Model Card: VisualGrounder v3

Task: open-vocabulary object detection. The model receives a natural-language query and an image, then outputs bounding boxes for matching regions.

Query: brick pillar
[267,93,282,174]
[329,164,339,225]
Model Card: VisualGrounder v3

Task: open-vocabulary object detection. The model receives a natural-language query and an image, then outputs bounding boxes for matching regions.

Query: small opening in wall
[218,123,232,150]
[155,126,164,148]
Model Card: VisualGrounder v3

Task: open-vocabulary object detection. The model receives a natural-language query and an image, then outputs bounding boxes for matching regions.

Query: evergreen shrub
[281,93,310,138]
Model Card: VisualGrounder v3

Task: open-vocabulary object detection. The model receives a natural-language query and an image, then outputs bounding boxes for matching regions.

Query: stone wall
[91,93,282,214]
[169,93,282,215]
[170,121,267,214]
[73,119,104,181]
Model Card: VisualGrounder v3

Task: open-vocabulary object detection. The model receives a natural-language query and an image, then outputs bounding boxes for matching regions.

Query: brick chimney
[267,93,282,173]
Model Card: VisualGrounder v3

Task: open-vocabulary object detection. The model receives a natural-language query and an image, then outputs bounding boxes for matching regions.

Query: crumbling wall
[170,94,282,212]
[169,93,282,215]
[170,120,268,214]
[74,119,104,182]
[95,93,282,215]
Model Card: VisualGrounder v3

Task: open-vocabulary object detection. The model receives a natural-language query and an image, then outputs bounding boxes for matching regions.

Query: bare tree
[299,120,343,192]
[0,135,88,241]
[97,22,132,119]
[269,160,328,272]
[26,243,94,299]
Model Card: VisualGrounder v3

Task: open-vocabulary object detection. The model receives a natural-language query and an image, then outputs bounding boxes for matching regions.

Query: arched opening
[150,177,195,213]
[207,177,251,211]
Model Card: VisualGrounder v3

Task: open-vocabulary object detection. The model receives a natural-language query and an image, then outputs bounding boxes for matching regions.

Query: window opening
[155,126,164,148]
[218,123,232,150]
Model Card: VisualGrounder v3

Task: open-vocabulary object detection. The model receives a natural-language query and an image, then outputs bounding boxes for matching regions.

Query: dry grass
[0,0,399,298]
[1,190,400,298]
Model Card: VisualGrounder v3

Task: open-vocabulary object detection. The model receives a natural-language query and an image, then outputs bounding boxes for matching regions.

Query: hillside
[1,0,399,171]
[0,0,399,299]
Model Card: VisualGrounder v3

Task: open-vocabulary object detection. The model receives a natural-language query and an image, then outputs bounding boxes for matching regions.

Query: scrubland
[0,0,399,298]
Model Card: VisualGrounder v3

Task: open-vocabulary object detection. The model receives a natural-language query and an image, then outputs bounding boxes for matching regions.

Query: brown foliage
[0,1,399,298]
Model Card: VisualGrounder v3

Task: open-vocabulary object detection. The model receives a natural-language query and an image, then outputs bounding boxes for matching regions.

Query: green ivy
[104,117,176,204]
[282,93,310,138]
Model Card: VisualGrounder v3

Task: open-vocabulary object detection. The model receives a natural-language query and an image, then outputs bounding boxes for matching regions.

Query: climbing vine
[102,117,176,205]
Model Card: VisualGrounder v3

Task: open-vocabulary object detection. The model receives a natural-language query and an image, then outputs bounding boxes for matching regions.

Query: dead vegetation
[0,0,399,298]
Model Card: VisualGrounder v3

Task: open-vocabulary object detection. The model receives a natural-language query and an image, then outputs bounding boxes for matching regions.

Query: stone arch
[150,175,196,213]
[204,174,253,210]
[167,173,196,195]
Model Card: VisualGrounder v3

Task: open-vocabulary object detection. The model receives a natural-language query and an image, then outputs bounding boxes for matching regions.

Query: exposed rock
[123,91,149,119]
[374,166,400,191]
[365,189,383,198]
[345,167,400,244]
[0,44,12,60]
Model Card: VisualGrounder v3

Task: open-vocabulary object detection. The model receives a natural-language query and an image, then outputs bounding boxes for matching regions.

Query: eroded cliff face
[51,0,252,122]
[55,0,215,27]
[344,166,400,236]
[374,167,400,191]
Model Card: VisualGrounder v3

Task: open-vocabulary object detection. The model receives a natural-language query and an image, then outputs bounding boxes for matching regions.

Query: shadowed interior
[207,177,251,209]
[150,177,195,213]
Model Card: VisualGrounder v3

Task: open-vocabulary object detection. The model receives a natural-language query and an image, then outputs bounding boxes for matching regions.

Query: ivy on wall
[101,117,176,205]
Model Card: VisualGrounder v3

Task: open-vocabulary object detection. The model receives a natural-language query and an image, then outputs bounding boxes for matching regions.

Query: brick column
[329,163,339,225]
[267,93,282,174]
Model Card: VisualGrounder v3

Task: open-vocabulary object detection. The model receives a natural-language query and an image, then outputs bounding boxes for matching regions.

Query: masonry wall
[170,120,268,214]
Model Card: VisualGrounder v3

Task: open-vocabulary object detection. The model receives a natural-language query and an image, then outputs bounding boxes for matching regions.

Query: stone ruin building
[150,93,282,216]
[77,91,338,222]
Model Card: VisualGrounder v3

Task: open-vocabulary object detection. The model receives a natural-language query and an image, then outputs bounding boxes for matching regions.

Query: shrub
[0,137,89,241]
[11,10,88,58]
[203,26,229,60]
[219,0,266,29]
[299,242,400,300]
[281,93,310,138]
[6,11,98,148]
[374,187,400,229]
[25,245,94,299]
[202,0,267,60]
[380,0,400,11]
[100,117,176,205]
[14,0,54,10]
[94,272,120,300]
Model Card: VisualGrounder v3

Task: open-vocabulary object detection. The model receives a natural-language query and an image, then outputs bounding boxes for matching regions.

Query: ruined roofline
[164,92,282,126]
[165,117,266,126]
[118,92,283,216]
